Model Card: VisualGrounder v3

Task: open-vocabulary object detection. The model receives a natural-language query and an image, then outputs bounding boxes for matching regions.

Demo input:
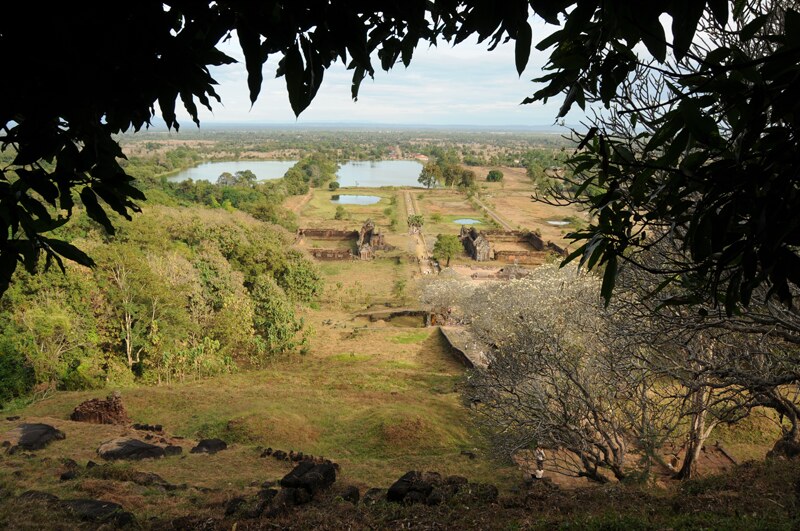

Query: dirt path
[472,195,514,230]
[404,190,437,275]
[285,188,315,213]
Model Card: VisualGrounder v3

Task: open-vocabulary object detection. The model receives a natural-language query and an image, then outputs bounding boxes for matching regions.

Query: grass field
[0,313,519,522]
[298,189,401,232]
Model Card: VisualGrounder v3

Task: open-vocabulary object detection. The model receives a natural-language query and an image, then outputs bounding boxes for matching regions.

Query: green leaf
[283,44,307,117]
[237,15,264,105]
[80,187,115,235]
[639,14,667,62]
[601,253,617,305]
[671,0,705,60]
[740,13,769,41]
[42,237,96,268]
[535,29,565,51]
[515,21,532,75]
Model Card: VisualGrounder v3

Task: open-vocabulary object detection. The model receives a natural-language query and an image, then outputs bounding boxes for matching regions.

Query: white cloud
[168,20,582,127]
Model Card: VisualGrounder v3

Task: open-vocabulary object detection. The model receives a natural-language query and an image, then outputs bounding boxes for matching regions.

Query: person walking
[534,446,546,478]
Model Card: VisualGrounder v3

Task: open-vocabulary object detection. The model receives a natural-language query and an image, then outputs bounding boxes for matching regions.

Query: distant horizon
[128,119,582,135]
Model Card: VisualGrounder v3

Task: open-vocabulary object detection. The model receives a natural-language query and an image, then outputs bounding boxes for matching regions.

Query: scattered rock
[388,471,421,502]
[86,460,98,469]
[362,488,386,506]
[265,487,312,517]
[165,445,183,456]
[60,498,135,526]
[387,470,436,504]
[272,450,288,460]
[258,488,279,502]
[97,437,166,460]
[261,480,278,489]
[129,471,168,487]
[261,447,273,457]
[190,438,227,455]
[70,391,130,425]
[61,457,79,469]
[426,487,446,506]
[6,416,20,421]
[404,490,427,505]
[60,470,78,481]
[460,450,477,459]
[4,423,65,453]
[422,471,442,484]
[224,497,247,517]
[132,423,163,432]
[341,485,360,504]
[280,462,337,495]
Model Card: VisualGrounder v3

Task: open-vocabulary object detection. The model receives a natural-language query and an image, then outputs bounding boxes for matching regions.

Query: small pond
[331,195,382,205]
[547,220,571,226]
[454,218,482,225]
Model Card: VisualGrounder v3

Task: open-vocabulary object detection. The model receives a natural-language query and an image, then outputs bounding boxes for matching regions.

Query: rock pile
[224,461,339,520]
[387,470,497,506]
[190,439,227,454]
[70,392,130,425]
[260,447,338,468]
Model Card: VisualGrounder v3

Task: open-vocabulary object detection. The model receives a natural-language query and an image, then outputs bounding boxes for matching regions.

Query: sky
[171,18,584,128]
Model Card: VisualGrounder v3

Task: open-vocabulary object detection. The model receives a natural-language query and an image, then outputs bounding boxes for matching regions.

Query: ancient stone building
[297,220,393,261]
[459,226,493,261]
[459,227,566,264]
[357,219,392,260]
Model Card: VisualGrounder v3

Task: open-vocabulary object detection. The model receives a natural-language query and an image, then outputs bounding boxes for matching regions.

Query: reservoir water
[168,161,297,182]
[331,195,382,205]
[169,160,423,187]
[454,218,482,225]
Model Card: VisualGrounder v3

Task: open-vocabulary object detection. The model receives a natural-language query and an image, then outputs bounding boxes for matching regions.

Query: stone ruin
[297,220,393,261]
[70,391,131,425]
[459,227,566,264]
[356,219,392,260]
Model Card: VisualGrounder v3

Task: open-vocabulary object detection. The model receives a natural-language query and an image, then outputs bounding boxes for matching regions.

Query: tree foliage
[0,205,321,399]
[417,162,443,189]
[486,170,503,182]
[433,234,463,267]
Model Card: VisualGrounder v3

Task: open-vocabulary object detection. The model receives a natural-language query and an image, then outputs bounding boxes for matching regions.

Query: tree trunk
[675,386,718,480]
[124,311,134,369]
[760,389,800,459]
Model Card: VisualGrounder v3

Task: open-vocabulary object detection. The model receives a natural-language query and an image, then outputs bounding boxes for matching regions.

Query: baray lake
[168,160,423,188]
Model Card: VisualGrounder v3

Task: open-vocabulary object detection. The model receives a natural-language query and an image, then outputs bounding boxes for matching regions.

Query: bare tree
[454,265,678,482]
